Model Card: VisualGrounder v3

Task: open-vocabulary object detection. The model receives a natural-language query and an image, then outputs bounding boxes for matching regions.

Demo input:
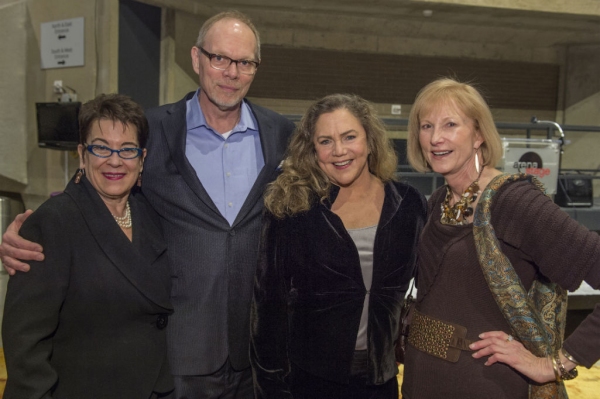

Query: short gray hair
[195,10,261,61]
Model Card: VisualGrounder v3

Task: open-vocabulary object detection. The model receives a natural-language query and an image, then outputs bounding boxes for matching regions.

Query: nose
[332,140,346,156]
[106,151,123,166]
[224,61,240,79]
[430,126,444,145]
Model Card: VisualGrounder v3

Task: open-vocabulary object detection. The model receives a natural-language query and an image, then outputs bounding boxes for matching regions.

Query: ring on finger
[506,334,514,342]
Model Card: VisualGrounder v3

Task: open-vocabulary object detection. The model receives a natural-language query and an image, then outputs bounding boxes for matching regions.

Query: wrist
[554,350,578,381]
[560,347,580,368]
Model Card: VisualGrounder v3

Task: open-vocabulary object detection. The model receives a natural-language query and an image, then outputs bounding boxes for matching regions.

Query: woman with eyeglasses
[3,94,174,399]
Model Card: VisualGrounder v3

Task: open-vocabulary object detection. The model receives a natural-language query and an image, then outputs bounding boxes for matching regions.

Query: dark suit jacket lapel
[233,101,284,226]
[161,91,222,218]
[65,177,172,310]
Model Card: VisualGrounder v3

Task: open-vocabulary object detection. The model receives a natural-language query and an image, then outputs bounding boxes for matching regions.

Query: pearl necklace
[440,166,484,226]
[112,201,132,229]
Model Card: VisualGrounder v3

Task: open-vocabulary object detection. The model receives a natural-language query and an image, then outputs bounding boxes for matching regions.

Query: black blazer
[143,92,295,374]
[250,181,427,398]
[2,175,173,399]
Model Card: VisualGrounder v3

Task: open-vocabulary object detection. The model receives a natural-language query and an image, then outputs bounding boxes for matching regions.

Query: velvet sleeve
[2,203,71,399]
[492,180,600,368]
[250,212,293,399]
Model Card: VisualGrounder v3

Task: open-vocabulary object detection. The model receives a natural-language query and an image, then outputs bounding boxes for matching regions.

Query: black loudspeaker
[555,175,593,207]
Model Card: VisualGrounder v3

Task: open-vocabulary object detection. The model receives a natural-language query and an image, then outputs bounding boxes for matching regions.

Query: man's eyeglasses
[86,144,143,159]
[198,47,260,75]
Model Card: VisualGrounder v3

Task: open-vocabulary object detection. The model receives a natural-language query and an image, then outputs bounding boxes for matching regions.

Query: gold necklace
[440,166,484,226]
[112,201,132,229]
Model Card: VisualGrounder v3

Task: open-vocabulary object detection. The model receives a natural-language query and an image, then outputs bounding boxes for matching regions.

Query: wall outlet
[391,104,402,115]
[53,80,63,93]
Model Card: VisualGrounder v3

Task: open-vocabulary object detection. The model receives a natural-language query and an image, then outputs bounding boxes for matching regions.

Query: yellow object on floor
[397,363,600,399]
[0,348,5,399]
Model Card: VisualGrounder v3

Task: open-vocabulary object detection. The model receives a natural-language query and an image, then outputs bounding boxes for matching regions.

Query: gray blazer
[143,91,295,374]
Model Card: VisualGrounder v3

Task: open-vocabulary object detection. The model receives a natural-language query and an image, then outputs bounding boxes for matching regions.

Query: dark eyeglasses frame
[198,47,260,75]
[85,144,143,159]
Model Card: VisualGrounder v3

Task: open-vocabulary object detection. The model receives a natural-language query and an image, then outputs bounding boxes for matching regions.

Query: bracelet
[561,347,580,366]
[551,354,561,382]
[554,351,578,381]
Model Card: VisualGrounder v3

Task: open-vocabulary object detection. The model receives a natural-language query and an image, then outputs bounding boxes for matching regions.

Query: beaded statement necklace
[440,166,484,226]
[112,201,132,229]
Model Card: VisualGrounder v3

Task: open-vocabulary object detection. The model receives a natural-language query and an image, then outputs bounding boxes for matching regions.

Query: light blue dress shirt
[185,90,264,225]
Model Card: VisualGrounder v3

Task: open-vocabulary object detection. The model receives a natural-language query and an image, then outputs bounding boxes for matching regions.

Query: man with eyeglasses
[0,10,295,399]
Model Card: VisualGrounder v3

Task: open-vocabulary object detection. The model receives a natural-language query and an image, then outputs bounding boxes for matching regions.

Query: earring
[75,168,85,184]
[474,149,480,175]
[137,172,142,187]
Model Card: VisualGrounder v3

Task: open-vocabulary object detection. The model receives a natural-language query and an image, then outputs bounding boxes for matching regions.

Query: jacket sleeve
[250,212,293,399]
[493,180,600,368]
[2,205,71,399]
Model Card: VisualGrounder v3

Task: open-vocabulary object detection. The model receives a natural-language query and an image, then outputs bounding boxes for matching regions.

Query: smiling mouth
[219,84,239,92]
[103,173,125,180]
[432,151,451,156]
[333,160,352,167]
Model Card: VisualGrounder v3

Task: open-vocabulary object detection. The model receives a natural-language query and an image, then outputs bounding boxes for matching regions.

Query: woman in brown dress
[401,77,600,399]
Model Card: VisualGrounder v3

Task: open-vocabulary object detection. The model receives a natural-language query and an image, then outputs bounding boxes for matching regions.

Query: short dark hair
[78,93,149,148]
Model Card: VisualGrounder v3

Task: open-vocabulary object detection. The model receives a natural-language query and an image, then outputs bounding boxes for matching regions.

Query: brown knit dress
[401,179,600,399]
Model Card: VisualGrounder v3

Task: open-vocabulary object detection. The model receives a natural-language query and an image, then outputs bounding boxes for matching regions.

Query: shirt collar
[186,88,257,134]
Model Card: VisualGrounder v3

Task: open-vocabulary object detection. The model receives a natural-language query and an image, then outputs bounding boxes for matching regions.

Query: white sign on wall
[40,17,84,69]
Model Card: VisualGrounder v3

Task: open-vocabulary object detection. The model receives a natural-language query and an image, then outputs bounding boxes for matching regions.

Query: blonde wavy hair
[407,78,503,172]
[265,94,398,218]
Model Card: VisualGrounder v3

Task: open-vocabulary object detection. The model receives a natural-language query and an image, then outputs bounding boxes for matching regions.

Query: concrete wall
[0,1,28,189]
[164,8,562,120]
[418,0,600,16]
[0,0,118,210]
[561,44,600,192]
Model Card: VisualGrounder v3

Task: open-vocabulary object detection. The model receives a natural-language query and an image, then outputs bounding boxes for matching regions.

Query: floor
[0,350,598,398]
[397,363,600,399]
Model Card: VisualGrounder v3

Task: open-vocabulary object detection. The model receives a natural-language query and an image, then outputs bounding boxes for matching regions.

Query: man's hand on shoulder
[0,210,44,275]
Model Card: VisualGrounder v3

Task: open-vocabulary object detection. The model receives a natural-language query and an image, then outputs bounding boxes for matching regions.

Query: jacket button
[156,314,168,330]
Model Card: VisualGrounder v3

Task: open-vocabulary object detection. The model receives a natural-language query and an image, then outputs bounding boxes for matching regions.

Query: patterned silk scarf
[473,173,568,399]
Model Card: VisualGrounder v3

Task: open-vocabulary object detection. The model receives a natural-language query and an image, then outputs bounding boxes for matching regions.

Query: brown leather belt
[407,309,475,362]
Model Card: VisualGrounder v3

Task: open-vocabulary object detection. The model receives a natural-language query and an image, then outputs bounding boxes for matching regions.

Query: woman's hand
[470,331,562,383]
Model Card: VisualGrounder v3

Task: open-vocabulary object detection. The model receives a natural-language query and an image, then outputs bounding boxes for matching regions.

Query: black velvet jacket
[250,181,426,398]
